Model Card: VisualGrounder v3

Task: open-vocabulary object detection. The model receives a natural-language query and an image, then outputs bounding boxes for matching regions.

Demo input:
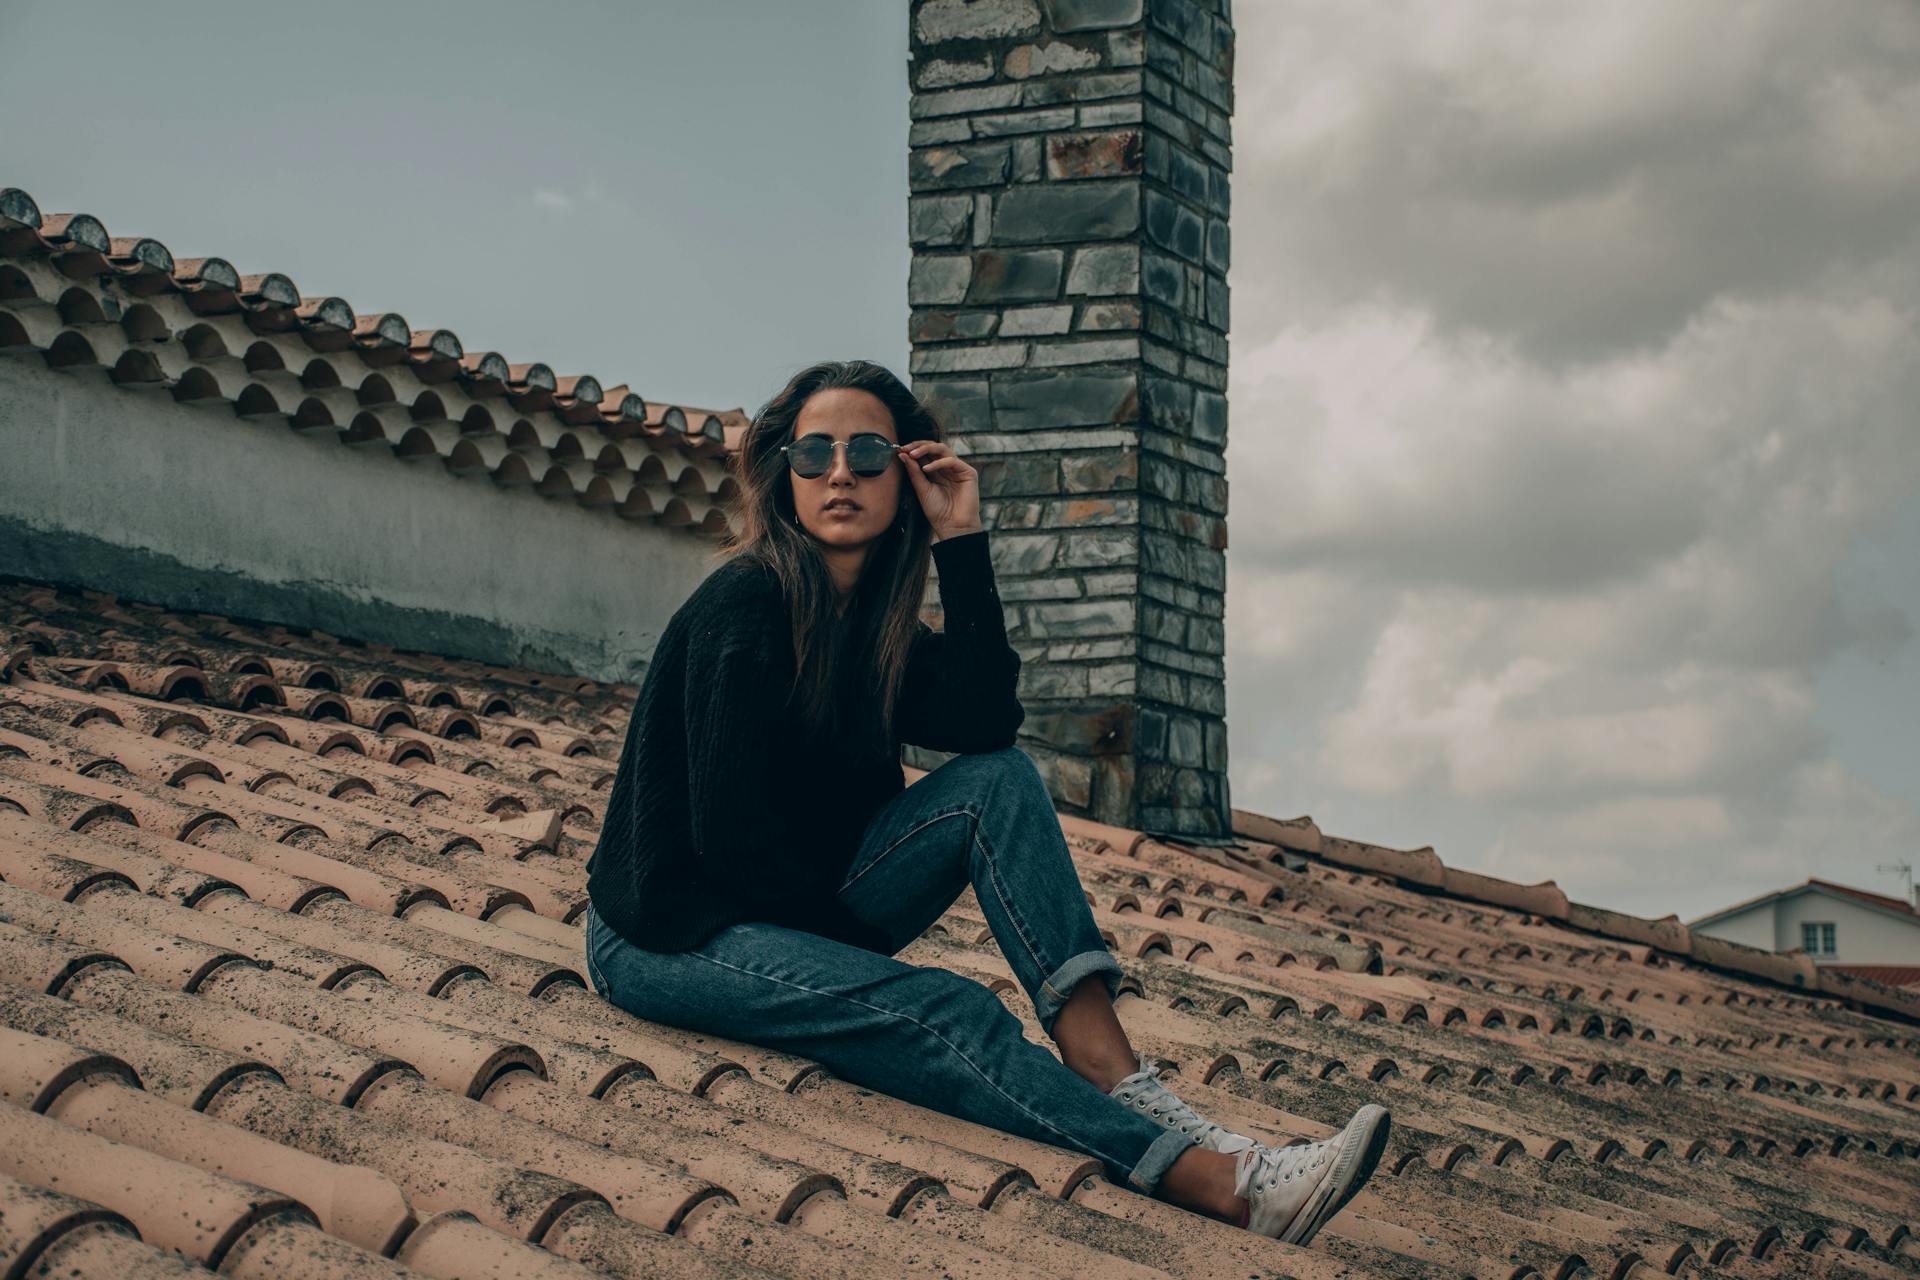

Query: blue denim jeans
[583,744,1198,1195]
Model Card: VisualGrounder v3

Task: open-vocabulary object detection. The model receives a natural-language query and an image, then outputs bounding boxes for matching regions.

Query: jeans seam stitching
[971,813,1058,1008]
[838,805,977,895]
[680,946,1140,1174]
[583,913,610,996]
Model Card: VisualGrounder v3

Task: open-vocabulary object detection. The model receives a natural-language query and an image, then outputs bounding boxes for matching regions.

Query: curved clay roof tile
[505,362,556,393]
[0,186,43,229]
[109,348,165,386]
[294,296,355,331]
[551,375,604,425]
[444,438,487,475]
[172,257,241,291]
[107,236,174,275]
[405,328,464,383]
[490,452,534,487]
[409,328,463,360]
[534,464,578,498]
[596,385,647,422]
[169,366,222,403]
[55,287,108,326]
[39,212,110,253]
[458,351,510,385]
[553,374,602,404]
[42,330,98,368]
[5,188,755,547]
[353,313,410,346]
[236,273,299,309]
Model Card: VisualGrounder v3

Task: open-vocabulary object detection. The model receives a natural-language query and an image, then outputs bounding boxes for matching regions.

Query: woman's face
[788,387,907,549]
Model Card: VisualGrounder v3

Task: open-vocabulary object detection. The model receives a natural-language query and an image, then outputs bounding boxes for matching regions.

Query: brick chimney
[905,0,1233,838]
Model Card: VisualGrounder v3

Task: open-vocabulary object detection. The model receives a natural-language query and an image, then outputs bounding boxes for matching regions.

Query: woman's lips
[824,504,860,516]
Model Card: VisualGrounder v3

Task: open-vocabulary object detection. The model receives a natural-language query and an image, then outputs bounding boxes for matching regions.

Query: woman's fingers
[908,449,970,475]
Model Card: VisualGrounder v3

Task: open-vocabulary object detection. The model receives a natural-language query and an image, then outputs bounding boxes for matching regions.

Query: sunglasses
[781,432,903,479]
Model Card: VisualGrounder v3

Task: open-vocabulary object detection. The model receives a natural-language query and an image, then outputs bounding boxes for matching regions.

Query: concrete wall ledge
[0,358,713,683]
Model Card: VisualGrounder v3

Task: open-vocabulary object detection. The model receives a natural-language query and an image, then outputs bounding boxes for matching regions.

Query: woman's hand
[900,440,984,541]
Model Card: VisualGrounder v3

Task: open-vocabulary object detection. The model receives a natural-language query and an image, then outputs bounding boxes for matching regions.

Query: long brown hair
[716,360,941,753]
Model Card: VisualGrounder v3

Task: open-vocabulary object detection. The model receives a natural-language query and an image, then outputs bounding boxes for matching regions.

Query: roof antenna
[1876,860,1916,909]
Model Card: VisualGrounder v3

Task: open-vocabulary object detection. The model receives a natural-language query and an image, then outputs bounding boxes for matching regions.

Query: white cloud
[1233,0,1920,363]
[532,180,627,220]
[1225,1,1920,920]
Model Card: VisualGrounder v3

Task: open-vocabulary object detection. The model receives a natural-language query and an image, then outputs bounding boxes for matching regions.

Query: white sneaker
[1236,1104,1390,1245]
[1107,1054,1257,1155]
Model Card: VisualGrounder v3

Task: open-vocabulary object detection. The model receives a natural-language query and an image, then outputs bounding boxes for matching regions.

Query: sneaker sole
[1280,1104,1391,1246]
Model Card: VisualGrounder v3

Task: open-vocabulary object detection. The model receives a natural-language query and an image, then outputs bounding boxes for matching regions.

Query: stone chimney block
[907,0,1233,837]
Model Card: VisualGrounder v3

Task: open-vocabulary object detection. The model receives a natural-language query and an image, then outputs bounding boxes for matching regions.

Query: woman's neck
[817,539,867,600]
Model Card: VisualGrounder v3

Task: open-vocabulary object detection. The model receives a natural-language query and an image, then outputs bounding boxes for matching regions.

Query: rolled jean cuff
[1126,1126,1200,1194]
[1034,948,1124,1035]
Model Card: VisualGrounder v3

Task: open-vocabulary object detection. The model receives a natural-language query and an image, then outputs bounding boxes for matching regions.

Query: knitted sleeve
[682,580,892,953]
[895,529,1025,753]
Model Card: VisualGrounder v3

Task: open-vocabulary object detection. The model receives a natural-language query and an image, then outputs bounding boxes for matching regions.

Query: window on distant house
[1801,921,1837,957]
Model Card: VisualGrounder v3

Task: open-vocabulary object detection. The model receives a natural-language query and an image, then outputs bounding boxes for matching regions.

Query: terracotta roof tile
[0,186,756,542]
[0,1063,317,1267]
[2,575,1919,1278]
[1811,879,1919,918]
[1828,965,1920,989]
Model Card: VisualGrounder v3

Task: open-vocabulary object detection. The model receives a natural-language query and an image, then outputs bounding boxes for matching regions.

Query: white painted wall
[1692,888,1920,965]
[0,357,719,683]
[1775,892,1920,965]
[1694,907,1775,951]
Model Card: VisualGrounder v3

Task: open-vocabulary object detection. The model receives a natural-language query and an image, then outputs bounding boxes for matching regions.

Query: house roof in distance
[1815,878,1920,919]
[0,185,753,538]
[1,573,1916,1279]
[1690,877,1920,932]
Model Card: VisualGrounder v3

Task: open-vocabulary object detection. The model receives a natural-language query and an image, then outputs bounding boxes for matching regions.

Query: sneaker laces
[1109,1057,1243,1148]
[1234,1132,1340,1200]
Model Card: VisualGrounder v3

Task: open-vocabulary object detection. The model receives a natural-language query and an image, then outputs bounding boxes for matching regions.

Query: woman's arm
[683,593,891,952]
[895,529,1025,753]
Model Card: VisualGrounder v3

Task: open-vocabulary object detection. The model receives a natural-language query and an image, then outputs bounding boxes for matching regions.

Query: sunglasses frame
[780,431,905,479]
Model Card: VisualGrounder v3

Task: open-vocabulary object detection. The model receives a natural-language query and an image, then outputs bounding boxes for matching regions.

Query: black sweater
[586,530,1024,954]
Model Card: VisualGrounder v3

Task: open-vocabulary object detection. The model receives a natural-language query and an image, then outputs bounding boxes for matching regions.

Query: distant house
[1689,878,1920,986]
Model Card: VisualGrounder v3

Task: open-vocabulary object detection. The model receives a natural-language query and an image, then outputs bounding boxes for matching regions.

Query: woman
[583,359,1389,1243]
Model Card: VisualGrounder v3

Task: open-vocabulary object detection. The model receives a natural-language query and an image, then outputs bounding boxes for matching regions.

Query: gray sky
[0,1,912,411]
[5,1,1915,922]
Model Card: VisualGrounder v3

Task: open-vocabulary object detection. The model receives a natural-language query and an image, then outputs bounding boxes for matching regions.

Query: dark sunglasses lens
[788,439,831,476]
[847,437,897,475]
